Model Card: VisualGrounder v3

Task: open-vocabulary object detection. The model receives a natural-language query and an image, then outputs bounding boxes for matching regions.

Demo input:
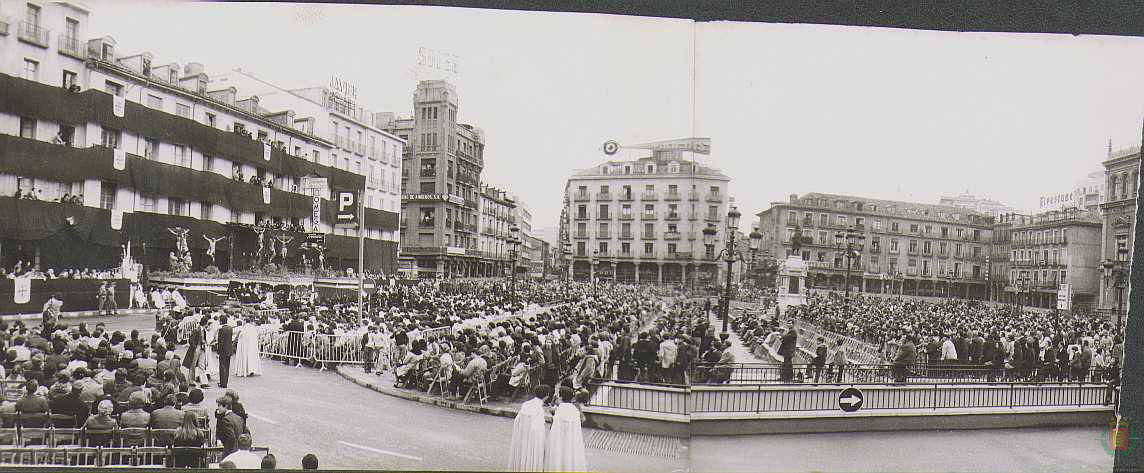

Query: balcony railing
[641,233,657,240]
[574,231,589,239]
[419,219,436,228]
[619,232,634,240]
[18,22,48,48]
[641,192,658,201]
[598,213,613,220]
[688,192,700,201]
[664,231,681,241]
[672,251,693,260]
[665,212,680,221]
[706,193,723,203]
[597,231,611,239]
[618,192,635,201]
[617,251,634,259]
[574,213,591,220]
[58,35,82,58]
[641,212,657,220]
[619,213,634,220]
[420,169,436,178]
[705,214,721,222]
[574,192,590,201]
[665,191,681,201]
[595,192,612,201]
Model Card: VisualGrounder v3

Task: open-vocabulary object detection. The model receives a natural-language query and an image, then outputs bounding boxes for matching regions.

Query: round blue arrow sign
[839,387,864,412]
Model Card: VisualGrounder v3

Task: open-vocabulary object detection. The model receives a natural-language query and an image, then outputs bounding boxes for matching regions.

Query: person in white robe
[172,289,188,309]
[507,385,549,472]
[150,289,166,311]
[233,318,262,377]
[545,386,587,472]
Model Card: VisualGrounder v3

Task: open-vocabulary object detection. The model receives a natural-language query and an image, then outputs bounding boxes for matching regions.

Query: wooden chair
[64,445,99,466]
[31,447,67,465]
[51,428,83,448]
[426,365,451,396]
[81,428,116,448]
[463,369,490,405]
[49,413,77,429]
[19,413,51,447]
[99,446,135,466]
[118,427,148,447]
[134,446,169,467]
[149,428,177,447]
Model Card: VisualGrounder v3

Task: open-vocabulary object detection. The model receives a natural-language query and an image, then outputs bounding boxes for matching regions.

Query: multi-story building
[524,233,547,279]
[512,197,536,278]
[477,183,515,277]
[938,192,1016,218]
[0,2,399,273]
[380,80,485,278]
[1099,145,1139,320]
[1001,209,1103,311]
[758,193,995,299]
[1037,171,1105,213]
[562,149,731,285]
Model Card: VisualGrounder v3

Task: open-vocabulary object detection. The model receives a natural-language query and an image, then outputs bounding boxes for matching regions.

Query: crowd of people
[4,264,122,281]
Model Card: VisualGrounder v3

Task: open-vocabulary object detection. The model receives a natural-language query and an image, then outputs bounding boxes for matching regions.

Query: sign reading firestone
[602,138,711,156]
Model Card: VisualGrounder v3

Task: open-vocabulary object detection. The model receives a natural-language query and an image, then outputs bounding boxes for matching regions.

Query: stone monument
[777,225,811,314]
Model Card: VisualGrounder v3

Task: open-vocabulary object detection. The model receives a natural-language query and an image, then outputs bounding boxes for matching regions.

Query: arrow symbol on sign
[840,395,861,406]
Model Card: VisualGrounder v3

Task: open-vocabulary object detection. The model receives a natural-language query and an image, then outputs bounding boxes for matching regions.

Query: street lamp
[562,242,573,282]
[702,205,761,334]
[1102,259,1128,324]
[834,226,865,317]
[590,249,599,298]
[508,224,521,310]
[945,274,954,301]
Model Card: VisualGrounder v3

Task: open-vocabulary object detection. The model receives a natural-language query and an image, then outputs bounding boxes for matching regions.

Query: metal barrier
[689,383,1112,413]
[585,381,690,415]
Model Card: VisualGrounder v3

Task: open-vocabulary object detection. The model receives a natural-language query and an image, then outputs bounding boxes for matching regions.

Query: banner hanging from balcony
[111,210,123,230]
[262,187,271,205]
[263,142,272,161]
[13,277,31,304]
[113,149,126,171]
[113,96,125,118]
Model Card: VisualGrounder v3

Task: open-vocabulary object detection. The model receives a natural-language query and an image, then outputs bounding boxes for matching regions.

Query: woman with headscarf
[82,400,118,446]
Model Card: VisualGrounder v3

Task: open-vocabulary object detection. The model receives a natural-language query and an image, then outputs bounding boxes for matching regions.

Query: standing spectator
[216,316,236,389]
[215,396,246,456]
[892,335,917,383]
[830,339,848,383]
[777,327,797,382]
[809,336,827,384]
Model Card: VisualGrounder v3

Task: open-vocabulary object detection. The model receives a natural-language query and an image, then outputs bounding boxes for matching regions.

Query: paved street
[690,426,1113,472]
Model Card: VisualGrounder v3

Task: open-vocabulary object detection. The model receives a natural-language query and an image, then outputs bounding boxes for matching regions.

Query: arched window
[1111,175,1119,200]
[1121,172,1128,199]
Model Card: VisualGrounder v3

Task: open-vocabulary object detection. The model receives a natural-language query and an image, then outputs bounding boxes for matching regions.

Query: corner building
[758,193,994,299]
[382,80,485,278]
[562,152,731,286]
[1099,145,1139,319]
[0,2,400,273]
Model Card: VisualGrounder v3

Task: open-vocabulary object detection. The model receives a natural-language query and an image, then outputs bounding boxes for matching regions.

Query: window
[168,198,186,216]
[19,117,36,139]
[23,59,38,81]
[644,243,653,255]
[143,138,159,159]
[62,70,77,89]
[200,202,211,220]
[820,214,829,226]
[923,241,931,254]
[205,113,217,128]
[104,81,123,97]
[99,182,116,210]
[65,17,78,40]
[788,211,797,224]
[204,155,214,173]
[139,194,156,213]
[598,204,609,219]
[174,145,190,167]
[146,94,163,109]
[909,224,919,233]
[891,222,900,232]
[420,182,435,193]
[598,241,608,254]
[101,127,121,149]
[176,103,192,118]
[25,4,41,26]
[890,239,899,253]
[708,205,718,219]
[644,223,653,235]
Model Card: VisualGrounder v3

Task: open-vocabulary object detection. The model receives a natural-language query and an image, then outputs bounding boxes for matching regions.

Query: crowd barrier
[789,319,885,364]
[0,445,270,468]
[689,362,1114,386]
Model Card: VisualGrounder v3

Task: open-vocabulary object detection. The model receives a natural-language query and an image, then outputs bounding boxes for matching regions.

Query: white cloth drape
[233,324,262,377]
[507,398,547,472]
[545,403,586,472]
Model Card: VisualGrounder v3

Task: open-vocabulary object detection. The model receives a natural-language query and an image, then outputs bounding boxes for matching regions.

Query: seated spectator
[150,394,183,430]
[119,390,151,444]
[302,453,319,470]
[172,411,207,468]
[181,388,210,427]
[221,433,262,469]
[51,380,90,426]
[14,379,48,414]
[82,400,118,446]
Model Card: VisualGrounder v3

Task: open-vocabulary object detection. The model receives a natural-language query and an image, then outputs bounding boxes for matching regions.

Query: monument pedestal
[776,255,808,315]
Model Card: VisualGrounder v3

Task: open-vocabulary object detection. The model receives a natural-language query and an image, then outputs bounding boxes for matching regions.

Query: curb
[334,365,521,420]
[1,309,156,322]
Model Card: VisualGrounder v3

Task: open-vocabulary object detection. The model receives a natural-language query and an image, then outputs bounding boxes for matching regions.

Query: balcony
[688,192,700,201]
[574,192,590,202]
[597,213,613,221]
[419,219,436,228]
[664,231,681,241]
[574,231,589,239]
[619,232,634,240]
[618,192,635,202]
[597,231,611,239]
[869,247,881,254]
[665,191,681,201]
[18,22,49,48]
[574,213,591,221]
[688,213,698,221]
[617,251,634,259]
[619,213,634,221]
[706,193,723,203]
[665,212,680,221]
[641,192,658,201]
[595,192,612,201]
[672,251,693,260]
[641,233,657,240]
[704,214,721,222]
[58,35,82,58]
[419,169,436,178]
[641,212,657,220]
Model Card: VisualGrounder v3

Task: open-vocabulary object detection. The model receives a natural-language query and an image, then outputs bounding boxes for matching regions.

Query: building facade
[381,80,485,278]
[0,2,400,273]
[1037,171,1104,213]
[562,152,731,286]
[1099,145,1139,320]
[1000,209,1103,311]
[937,192,1016,218]
[477,183,515,277]
[758,193,995,299]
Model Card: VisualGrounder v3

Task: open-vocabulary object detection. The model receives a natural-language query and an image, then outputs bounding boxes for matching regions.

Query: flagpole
[358,188,366,326]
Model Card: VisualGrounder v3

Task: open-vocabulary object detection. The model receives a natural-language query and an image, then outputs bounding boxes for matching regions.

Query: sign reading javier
[838,387,864,412]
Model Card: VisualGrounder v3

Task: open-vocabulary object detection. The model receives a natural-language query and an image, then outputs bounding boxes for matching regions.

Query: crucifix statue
[274,235,294,264]
[167,227,191,256]
[253,227,267,265]
[203,235,227,267]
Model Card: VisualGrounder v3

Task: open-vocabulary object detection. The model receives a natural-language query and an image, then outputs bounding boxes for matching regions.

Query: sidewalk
[0,308,156,322]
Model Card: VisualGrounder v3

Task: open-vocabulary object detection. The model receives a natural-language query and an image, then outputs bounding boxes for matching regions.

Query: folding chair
[118,427,148,448]
[426,365,451,396]
[0,414,18,447]
[149,428,177,447]
[134,446,169,467]
[19,413,51,447]
[31,447,66,466]
[3,382,23,402]
[0,447,25,464]
[99,446,134,466]
[49,413,77,429]
[82,428,116,448]
[463,369,490,405]
[64,446,99,467]
[51,428,83,448]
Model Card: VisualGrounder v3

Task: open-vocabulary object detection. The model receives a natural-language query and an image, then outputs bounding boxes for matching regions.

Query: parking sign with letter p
[335,191,359,228]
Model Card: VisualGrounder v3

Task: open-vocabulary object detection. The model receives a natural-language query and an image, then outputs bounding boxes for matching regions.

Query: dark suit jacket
[215,411,246,456]
[216,325,236,357]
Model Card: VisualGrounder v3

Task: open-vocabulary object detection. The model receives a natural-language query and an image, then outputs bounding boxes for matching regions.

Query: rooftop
[571,156,729,179]
[772,192,995,226]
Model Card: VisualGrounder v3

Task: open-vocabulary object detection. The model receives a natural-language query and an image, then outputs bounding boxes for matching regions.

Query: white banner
[13,278,31,304]
[111,210,123,230]
[262,187,271,204]
[113,149,127,171]
[113,96,125,117]
[263,142,272,161]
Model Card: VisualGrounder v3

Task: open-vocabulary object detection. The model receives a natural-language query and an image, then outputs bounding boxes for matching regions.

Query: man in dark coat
[215,396,247,456]
[892,335,917,383]
[216,316,236,389]
[778,328,798,382]
[183,316,208,386]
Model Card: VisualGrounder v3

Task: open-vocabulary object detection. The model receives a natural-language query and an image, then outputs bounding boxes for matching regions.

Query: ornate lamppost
[834,226,865,317]
[508,224,521,310]
[701,205,761,334]
[1103,258,1129,325]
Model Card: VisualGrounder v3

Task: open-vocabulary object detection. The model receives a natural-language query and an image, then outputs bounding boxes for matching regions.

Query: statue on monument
[253,227,267,266]
[789,225,812,256]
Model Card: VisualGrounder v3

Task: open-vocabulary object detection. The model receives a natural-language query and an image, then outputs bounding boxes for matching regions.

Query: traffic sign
[335,190,359,228]
[838,387,864,412]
